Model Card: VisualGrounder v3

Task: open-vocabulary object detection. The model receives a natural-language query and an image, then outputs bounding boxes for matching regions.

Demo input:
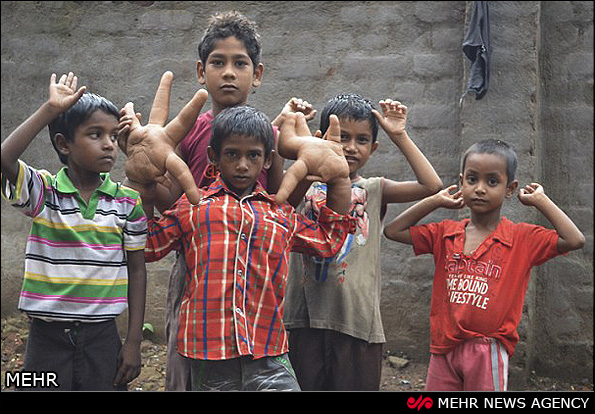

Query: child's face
[208,134,271,198]
[58,110,119,174]
[197,36,264,114]
[459,152,518,214]
[338,118,378,179]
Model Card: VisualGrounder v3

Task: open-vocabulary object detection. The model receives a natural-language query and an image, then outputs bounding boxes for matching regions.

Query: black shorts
[20,318,125,391]
[288,327,383,391]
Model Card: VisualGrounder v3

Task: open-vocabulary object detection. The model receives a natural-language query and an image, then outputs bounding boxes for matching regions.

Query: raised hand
[518,182,545,206]
[275,112,348,204]
[120,71,208,205]
[48,72,87,113]
[436,184,465,209]
[272,97,317,126]
[373,99,408,138]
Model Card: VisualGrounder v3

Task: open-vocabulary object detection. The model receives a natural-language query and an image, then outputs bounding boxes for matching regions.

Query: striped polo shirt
[1,160,147,322]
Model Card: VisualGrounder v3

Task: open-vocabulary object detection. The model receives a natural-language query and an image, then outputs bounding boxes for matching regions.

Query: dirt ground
[1,314,592,392]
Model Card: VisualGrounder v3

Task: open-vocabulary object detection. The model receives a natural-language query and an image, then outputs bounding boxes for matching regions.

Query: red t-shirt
[410,217,561,356]
[179,110,271,189]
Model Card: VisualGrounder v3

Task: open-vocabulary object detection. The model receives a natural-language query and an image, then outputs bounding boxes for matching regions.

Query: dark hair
[198,11,261,70]
[319,93,379,143]
[210,106,274,157]
[461,139,518,183]
[48,93,119,164]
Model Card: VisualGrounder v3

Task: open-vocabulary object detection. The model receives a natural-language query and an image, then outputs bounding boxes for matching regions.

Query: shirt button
[241,233,247,241]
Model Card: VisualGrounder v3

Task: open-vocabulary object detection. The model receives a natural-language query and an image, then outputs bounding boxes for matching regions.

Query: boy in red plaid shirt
[122,92,355,389]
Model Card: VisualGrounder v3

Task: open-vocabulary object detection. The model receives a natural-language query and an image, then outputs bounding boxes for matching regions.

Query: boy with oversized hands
[119,71,350,212]
[119,71,208,205]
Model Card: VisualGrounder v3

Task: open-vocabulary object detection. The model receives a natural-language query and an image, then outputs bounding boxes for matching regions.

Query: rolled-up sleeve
[291,205,356,257]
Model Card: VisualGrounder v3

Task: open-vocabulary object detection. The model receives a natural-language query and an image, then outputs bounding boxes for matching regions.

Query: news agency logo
[407,395,433,410]
[5,371,59,389]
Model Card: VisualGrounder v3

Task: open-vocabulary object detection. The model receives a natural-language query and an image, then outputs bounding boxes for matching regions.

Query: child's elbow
[383,226,395,240]
[383,225,408,243]
[570,233,586,251]
[562,233,586,252]
[420,178,443,197]
[429,180,443,195]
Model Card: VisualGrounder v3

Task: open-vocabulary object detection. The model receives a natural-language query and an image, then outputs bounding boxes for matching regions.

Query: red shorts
[425,338,509,391]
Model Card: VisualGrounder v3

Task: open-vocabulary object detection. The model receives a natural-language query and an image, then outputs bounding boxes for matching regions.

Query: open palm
[48,72,86,113]
[121,71,208,205]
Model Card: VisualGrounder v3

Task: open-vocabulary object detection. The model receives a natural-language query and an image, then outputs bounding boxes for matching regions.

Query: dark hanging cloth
[462,1,491,100]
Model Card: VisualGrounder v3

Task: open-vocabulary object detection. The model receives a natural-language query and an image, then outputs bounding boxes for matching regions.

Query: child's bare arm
[518,183,585,253]
[119,71,208,205]
[114,249,146,387]
[384,185,464,244]
[1,72,86,183]
[373,99,443,205]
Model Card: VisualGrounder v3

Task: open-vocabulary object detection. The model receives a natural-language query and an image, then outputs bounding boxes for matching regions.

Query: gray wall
[1,1,592,388]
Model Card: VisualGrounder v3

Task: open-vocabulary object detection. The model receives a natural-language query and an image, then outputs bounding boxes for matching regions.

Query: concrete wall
[1,1,592,388]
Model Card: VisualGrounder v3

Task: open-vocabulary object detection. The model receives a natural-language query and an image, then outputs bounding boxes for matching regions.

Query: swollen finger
[278,113,298,159]
[294,112,312,136]
[164,89,208,144]
[148,71,174,126]
[274,160,308,204]
[165,153,201,205]
[325,114,341,143]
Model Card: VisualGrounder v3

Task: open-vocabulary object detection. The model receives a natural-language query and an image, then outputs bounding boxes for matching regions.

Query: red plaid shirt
[145,176,356,360]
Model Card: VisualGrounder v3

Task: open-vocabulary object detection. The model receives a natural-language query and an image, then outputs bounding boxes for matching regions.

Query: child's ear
[505,179,519,198]
[54,133,70,158]
[371,141,379,154]
[459,173,464,187]
[263,150,273,170]
[196,61,206,85]
[207,146,218,165]
[252,63,264,88]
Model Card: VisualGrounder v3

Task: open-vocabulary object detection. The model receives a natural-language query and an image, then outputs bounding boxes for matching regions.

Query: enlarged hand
[47,72,87,114]
[518,182,545,206]
[121,71,208,204]
[435,185,465,209]
[275,112,348,204]
[372,99,407,138]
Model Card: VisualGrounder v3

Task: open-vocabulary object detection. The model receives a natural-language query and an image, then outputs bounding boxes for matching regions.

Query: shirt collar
[444,217,514,248]
[54,167,118,197]
[204,174,274,203]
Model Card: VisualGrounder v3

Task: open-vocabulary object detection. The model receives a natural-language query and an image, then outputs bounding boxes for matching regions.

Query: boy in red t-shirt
[383,139,585,391]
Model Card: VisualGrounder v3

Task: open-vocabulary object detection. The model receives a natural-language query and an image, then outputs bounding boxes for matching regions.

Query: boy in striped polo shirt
[1,72,148,390]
